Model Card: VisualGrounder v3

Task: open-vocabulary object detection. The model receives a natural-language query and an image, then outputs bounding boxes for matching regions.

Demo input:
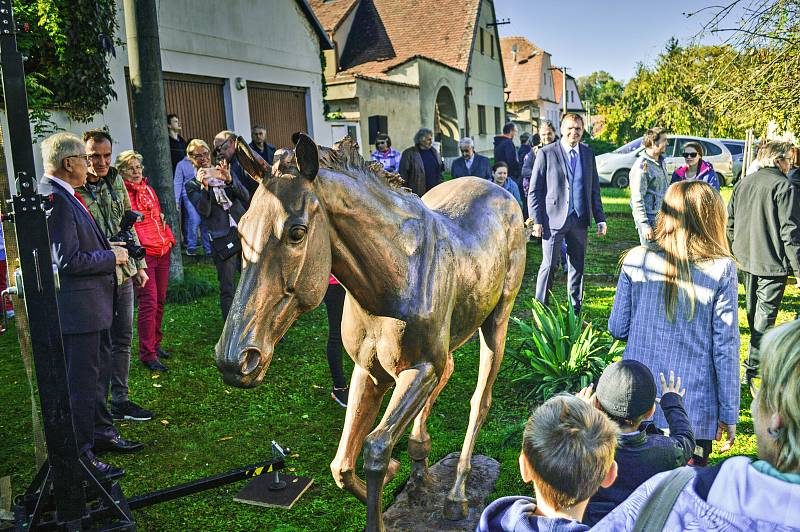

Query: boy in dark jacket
[582,360,695,526]
[477,395,618,532]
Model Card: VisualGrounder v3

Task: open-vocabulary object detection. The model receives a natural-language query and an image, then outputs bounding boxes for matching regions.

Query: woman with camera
[118,150,176,372]
[184,139,250,320]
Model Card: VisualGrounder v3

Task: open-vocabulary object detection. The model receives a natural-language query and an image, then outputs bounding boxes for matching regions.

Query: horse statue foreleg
[330,365,392,503]
[363,362,439,532]
[406,352,455,496]
[444,307,511,520]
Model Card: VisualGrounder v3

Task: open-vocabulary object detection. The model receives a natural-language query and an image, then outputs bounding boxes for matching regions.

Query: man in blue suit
[527,113,607,313]
[39,133,137,479]
[451,137,492,180]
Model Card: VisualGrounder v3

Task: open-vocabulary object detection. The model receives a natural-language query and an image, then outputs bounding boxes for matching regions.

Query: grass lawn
[1,186,796,530]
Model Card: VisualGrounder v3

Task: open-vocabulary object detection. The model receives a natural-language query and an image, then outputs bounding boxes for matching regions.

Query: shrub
[166,270,215,304]
[509,298,623,402]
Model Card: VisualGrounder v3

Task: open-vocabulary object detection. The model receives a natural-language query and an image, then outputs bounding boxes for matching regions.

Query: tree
[12,0,119,139]
[596,40,745,145]
[693,0,800,135]
[576,71,624,108]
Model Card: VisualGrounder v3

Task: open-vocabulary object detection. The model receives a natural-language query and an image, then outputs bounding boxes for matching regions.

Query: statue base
[384,453,500,532]
[234,473,313,510]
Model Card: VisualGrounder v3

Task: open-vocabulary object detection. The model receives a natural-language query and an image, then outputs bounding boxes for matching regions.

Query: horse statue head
[215,133,331,387]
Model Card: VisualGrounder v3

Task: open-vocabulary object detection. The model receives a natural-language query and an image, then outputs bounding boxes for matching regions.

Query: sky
[493,0,746,82]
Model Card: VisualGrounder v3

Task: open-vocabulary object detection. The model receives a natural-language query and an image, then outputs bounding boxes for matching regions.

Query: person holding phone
[184,139,250,320]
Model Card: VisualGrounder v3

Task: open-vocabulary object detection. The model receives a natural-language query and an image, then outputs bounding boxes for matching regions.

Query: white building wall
[30,0,329,177]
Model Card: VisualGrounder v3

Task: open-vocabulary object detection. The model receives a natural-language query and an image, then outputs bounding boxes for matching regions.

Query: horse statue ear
[294,132,319,182]
[235,136,270,180]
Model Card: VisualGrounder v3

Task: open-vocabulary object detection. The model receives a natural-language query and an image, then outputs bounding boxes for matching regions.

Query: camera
[112,210,147,261]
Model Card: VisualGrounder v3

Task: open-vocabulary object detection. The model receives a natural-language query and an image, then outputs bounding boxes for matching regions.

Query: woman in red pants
[118,150,176,371]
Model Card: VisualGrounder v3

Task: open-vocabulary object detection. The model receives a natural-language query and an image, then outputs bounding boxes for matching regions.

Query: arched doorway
[434,86,459,158]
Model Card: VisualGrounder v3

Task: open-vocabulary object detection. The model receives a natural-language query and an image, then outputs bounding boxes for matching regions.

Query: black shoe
[331,387,349,408]
[86,454,125,480]
[143,359,169,371]
[94,434,144,453]
[156,347,171,359]
[111,400,154,422]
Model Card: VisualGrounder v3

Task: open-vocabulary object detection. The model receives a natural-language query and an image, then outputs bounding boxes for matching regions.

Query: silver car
[596,135,735,188]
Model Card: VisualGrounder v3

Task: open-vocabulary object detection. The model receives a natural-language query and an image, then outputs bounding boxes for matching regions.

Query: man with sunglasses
[629,127,669,247]
[39,133,133,479]
[214,130,257,201]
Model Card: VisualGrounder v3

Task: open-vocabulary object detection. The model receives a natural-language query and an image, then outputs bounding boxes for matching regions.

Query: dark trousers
[323,283,347,389]
[135,254,170,363]
[110,278,134,403]
[743,271,787,378]
[536,214,588,311]
[63,330,116,455]
[213,252,241,320]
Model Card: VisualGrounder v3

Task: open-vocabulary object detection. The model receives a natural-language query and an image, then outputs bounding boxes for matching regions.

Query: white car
[596,135,734,188]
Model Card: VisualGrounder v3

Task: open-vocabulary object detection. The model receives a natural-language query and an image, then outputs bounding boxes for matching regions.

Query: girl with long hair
[609,180,740,466]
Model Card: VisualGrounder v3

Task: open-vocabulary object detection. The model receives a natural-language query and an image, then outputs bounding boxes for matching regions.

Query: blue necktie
[569,149,578,175]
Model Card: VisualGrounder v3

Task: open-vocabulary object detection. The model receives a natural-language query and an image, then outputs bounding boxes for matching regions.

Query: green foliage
[510,298,623,402]
[166,269,215,304]
[597,40,747,145]
[576,70,624,108]
[12,0,119,138]
[583,136,617,155]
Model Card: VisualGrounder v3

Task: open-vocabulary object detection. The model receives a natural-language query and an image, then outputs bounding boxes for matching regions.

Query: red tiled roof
[309,0,359,32]
[551,67,583,110]
[500,36,547,103]
[310,0,482,80]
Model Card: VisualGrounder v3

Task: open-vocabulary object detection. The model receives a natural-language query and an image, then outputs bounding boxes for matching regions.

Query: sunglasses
[682,152,699,158]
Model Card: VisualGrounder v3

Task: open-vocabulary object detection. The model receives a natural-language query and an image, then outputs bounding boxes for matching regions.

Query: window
[494,107,501,134]
[722,142,743,155]
[478,105,486,135]
[490,33,495,58]
[701,141,723,156]
[479,28,485,54]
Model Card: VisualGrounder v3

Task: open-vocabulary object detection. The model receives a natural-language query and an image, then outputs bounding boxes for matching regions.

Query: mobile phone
[204,167,221,180]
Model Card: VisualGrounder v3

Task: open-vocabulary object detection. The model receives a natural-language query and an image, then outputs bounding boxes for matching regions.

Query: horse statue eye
[288,225,307,243]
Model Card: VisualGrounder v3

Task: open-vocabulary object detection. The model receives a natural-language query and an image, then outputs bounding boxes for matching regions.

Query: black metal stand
[0,3,291,530]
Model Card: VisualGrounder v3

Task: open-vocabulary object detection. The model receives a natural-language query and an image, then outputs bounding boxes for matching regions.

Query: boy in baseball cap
[582,360,695,526]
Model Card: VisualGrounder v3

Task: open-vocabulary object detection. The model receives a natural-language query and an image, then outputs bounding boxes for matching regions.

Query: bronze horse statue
[216,134,525,531]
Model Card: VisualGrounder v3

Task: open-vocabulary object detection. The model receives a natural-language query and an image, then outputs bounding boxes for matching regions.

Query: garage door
[126,70,227,148]
[247,82,309,149]
[163,72,227,146]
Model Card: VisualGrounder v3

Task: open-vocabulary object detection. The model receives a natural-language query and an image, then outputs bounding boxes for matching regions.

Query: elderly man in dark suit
[528,113,607,313]
[451,137,492,180]
[39,132,139,479]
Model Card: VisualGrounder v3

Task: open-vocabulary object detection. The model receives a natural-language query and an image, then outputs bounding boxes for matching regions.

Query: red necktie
[73,193,95,222]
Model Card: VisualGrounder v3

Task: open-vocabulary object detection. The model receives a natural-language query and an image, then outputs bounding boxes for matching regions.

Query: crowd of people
[3,107,799,528]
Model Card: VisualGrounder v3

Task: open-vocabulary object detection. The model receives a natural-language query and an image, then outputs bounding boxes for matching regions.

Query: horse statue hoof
[442,495,469,521]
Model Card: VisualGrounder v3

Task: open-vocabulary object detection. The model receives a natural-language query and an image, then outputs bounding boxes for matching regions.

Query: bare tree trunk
[124,0,183,282]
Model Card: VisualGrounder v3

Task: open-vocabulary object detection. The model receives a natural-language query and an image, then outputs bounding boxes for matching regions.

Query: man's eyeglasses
[682,152,699,158]
[214,137,232,155]
[65,154,91,163]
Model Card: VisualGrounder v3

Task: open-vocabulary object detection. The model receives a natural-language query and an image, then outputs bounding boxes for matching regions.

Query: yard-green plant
[510,298,624,402]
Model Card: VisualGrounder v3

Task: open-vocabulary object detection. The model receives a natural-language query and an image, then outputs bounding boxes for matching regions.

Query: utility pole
[562,66,568,116]
[124,0,183,281]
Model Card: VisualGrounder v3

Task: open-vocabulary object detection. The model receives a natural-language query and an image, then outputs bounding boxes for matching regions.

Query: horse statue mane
[273,136,406,191]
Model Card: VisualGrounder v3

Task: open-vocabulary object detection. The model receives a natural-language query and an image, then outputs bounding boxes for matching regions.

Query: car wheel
[612,169,630,188]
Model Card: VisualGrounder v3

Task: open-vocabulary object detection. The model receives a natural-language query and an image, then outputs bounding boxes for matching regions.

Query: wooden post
[124,0,183,281]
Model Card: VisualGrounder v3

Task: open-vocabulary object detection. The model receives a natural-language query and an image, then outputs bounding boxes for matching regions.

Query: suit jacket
[398,145,443,196]
[185,175,250,239]
[43,177,117,334]
[527,141,605,232]
[451,154,492,180]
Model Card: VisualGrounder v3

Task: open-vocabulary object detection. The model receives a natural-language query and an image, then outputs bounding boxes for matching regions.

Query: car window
[665,137,676,157]
[722,142,744,155]
[614,138,642,154]
[674,138,692,156]
[701,141,722,156]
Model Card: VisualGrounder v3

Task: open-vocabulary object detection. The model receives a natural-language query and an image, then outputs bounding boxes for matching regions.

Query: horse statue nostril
[241,348,262,375]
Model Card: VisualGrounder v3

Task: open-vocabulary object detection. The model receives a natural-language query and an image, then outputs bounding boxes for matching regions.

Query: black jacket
[185,174,250,239]
[43,178,117,334]
[584,392,695,526]
[493,135,520,180]
[727,166,800,276]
